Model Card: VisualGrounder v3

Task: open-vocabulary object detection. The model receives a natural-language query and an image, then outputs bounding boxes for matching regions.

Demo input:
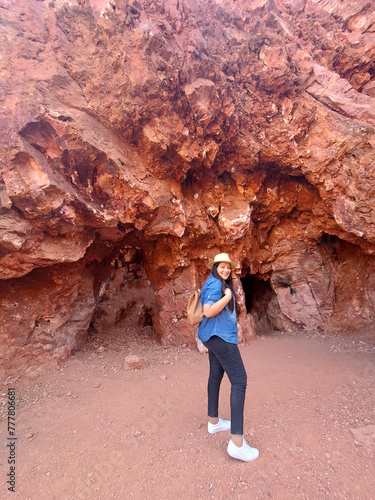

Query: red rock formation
[1,0,375,379]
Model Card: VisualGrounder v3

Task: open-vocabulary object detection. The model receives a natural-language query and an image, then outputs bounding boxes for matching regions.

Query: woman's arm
[203,288,232,318]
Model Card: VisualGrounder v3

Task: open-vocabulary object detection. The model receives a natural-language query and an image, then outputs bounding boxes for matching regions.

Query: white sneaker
[207,418,231,434]
[227,438,259,462]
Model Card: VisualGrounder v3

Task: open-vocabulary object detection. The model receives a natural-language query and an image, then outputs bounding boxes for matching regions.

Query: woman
[198,253,259,462]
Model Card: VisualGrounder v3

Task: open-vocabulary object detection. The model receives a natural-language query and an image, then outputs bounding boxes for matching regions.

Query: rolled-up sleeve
[202,279,222,305]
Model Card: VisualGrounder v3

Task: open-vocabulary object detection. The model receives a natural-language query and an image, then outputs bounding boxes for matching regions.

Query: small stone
[26,433,34,439]
[124,355,148,371]
[97,346,106,353]
[134,430,141,437]
[160,374,167,380]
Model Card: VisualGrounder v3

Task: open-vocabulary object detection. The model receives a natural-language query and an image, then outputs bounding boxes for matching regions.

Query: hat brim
[208,260,237,270]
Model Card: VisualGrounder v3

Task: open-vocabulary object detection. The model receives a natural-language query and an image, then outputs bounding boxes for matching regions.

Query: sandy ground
[1,329,375,500]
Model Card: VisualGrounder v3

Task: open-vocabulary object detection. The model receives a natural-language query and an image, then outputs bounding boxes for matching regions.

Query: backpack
[187,289,204,326]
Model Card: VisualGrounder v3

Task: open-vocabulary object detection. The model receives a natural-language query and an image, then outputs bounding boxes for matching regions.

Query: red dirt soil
[1,329,375,500]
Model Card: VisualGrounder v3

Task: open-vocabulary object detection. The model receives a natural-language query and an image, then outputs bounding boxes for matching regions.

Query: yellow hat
[208,253,237,270]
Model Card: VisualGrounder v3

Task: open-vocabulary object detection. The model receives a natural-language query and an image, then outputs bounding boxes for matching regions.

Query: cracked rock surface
[1,0,375,378]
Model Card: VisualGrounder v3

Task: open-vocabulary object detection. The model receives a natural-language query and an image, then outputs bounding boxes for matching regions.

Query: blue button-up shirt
[198,274,238,344]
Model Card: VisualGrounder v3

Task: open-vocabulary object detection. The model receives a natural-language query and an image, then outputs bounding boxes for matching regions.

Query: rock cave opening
[241,274,275,335]
[88,246,156,344]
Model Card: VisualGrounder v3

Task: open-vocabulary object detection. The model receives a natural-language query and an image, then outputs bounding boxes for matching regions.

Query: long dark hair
[211,263,240,315]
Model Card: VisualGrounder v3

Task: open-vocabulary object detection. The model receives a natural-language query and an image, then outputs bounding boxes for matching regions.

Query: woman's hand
[224,288,232,299]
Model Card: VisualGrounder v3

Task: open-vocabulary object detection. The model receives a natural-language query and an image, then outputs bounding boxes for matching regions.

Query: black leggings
[202,335,247,435]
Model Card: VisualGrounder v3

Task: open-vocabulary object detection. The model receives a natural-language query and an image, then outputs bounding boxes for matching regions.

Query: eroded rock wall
[1,0,375,379]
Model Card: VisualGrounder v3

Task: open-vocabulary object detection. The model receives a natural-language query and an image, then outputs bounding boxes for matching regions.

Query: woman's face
[217,262,232,281]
